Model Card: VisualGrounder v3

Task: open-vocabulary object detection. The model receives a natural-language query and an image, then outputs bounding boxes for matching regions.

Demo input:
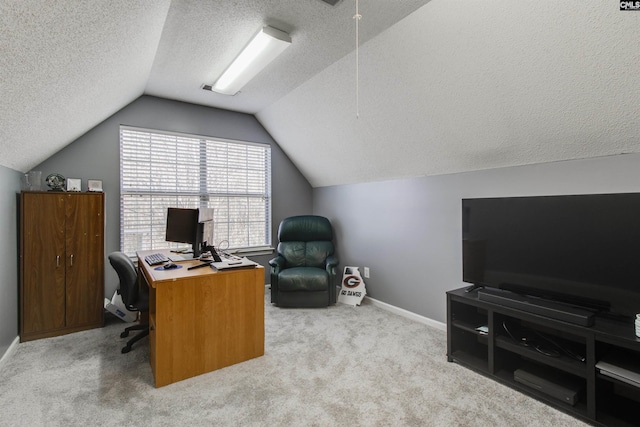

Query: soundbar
[477,288,595,326]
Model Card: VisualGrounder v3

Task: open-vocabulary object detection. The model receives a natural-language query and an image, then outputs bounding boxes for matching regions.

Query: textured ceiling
[258,0,640,187]
[0,0,429,173]
[0,0,171,172]
[1,0,639,189]
[144,0,431,114]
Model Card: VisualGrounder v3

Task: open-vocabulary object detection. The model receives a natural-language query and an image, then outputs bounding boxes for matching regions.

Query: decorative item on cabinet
[66,178,81,192]
[21,171,42,191]
[45,173,66,191]
[87,179,103,192]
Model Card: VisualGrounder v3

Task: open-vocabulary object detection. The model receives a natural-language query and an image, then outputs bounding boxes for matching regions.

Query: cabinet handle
[56,256,60,267]
[70,254,74,266]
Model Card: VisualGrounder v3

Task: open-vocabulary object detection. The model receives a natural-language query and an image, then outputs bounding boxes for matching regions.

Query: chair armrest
[269,255,286,274]
[325,255,339,275]
[326,255,339,304]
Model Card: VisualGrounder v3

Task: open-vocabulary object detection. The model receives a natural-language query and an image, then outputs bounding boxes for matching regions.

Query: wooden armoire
[19,191,105,342]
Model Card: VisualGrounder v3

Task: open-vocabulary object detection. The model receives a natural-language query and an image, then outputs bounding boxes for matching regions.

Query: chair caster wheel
[120,331,129,338]
[121,346,131,354]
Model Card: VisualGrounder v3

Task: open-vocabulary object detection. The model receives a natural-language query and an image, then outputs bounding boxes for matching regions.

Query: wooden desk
[137,250,264,387]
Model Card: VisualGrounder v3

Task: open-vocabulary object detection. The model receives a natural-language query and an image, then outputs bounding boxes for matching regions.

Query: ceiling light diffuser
[210,26,291,96]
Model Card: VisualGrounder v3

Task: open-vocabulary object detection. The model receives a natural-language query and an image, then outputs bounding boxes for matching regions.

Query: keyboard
[145,253,169,265]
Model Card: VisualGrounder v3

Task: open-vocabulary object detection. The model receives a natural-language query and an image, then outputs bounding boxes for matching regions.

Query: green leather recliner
[269,215,338,307]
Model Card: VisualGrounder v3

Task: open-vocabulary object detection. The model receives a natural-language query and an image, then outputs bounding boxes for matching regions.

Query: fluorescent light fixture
[210,26,291,96]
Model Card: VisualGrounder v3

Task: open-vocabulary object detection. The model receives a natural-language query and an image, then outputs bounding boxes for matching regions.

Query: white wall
[314,154,640,323]
[0,165,21,357]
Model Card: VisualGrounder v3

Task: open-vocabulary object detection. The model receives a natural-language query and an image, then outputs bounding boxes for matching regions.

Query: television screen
[462,193,640,319]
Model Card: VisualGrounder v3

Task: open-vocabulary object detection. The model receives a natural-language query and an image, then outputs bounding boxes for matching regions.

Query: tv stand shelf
[447,286,640,427]
[494,335,587,378]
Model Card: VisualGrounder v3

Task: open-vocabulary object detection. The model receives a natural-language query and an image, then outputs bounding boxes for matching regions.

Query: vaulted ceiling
[2,1,639,187]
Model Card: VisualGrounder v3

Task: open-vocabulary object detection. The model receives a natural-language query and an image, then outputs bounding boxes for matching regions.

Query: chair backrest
[108,251,139,308]
[277,215,334,268]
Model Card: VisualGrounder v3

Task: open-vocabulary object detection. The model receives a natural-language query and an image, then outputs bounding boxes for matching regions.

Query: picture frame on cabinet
[87,179,103,192]
[67,178,81,192]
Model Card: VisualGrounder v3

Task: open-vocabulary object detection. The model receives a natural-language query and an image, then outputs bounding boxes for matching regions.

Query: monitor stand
[168,250,195,262]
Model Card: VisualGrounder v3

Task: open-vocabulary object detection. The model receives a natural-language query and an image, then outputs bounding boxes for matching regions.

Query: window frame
[119,125,272,257]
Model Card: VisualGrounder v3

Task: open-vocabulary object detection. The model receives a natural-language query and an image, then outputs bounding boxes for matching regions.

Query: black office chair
[108,251,149,354]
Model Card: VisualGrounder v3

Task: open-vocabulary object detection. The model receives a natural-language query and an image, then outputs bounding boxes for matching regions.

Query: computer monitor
[165,208,200,257]
[165,207,215,258]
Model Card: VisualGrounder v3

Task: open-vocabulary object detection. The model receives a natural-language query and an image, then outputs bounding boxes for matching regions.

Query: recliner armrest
[325,255,338,275]
[269,255,286,274]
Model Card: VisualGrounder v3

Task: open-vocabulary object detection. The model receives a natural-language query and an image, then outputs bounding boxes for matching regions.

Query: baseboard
[0,336,19,371]
[364,296,447,331]
[271,284,445,330]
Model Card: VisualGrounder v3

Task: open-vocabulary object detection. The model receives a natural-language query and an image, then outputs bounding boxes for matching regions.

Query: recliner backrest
[108,251,139,307]
[277,216,334,268]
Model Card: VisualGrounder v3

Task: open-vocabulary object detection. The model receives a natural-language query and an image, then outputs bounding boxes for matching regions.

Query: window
[119,126,271,256]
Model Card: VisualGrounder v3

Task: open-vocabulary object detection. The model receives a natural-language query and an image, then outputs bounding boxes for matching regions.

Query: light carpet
[0,296,587,426]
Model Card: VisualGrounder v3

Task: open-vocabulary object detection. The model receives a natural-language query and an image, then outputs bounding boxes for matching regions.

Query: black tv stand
[477,288,595,326]
[447,286,640,426]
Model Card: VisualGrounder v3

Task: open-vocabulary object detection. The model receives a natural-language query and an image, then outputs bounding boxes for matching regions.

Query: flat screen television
[462,193,640,319]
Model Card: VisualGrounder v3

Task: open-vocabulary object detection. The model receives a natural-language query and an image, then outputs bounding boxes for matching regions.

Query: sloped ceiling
[145,0,431,114]
[0,0,172,172]
[258,1,640,187]
[2,0,639,188]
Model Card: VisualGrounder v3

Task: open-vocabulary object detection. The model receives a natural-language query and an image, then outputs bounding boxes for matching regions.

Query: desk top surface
[137,249,263,284]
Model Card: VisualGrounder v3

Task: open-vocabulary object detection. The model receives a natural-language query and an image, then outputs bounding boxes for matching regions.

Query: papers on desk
[210,256,259,270]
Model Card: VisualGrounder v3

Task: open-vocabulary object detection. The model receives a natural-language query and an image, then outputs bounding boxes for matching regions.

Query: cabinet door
[65,193,104,328]
[21,193,66,335]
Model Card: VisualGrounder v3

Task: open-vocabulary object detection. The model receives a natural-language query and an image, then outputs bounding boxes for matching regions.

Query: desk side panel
[153,267,264,387]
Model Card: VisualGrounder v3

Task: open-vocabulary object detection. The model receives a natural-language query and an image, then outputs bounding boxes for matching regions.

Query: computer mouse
[163,262,177,269]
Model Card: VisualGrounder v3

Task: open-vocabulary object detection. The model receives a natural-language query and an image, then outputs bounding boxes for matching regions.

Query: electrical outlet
[364,267,370,278]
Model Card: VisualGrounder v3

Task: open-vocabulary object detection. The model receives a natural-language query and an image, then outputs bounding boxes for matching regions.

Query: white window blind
[119,126,271,256]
